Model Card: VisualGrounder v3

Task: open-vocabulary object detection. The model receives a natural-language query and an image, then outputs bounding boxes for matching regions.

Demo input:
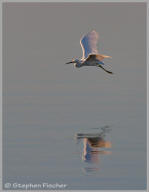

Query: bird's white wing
[80,30,99,60]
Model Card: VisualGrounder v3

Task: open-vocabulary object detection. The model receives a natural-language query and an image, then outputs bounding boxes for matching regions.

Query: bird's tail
[99,54,112,59]
[96,54,112,61]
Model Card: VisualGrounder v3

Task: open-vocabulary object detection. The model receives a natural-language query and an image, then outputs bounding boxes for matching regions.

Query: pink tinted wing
[80,30,99,59]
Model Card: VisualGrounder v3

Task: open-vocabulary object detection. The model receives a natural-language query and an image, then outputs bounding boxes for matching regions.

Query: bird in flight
[66,30,113,74]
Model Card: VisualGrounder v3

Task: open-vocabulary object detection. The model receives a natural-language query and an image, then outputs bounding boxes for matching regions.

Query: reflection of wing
[80,30,99,60]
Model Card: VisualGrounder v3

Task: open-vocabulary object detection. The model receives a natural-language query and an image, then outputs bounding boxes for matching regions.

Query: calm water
[3,2,146,190]
[3,74,146,190]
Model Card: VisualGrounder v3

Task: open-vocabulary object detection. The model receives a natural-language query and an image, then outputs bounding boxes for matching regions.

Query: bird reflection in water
[82,136,111,163]
[76,126,112,173]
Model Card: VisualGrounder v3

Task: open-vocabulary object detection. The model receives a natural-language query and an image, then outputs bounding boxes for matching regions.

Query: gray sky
[3,2,146,125]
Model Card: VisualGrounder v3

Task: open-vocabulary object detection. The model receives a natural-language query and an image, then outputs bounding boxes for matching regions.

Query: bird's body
[66,30,113,74]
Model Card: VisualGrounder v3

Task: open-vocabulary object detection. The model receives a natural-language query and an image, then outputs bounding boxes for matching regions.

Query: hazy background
[3,3,146,190]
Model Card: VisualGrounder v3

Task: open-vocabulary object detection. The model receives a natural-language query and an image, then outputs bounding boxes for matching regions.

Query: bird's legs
[97,64,113,74]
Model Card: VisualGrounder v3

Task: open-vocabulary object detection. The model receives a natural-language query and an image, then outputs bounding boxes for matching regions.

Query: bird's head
[66,59,82,68]
[66,58,76,64]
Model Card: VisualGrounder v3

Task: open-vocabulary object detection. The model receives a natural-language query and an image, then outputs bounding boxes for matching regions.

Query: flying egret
[66,30,113,74]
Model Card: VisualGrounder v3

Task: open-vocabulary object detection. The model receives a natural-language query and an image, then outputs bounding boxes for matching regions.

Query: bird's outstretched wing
[80,30,99,60]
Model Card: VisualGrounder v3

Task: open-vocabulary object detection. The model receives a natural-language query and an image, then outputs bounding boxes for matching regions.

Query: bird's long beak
[66,61,75,64]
